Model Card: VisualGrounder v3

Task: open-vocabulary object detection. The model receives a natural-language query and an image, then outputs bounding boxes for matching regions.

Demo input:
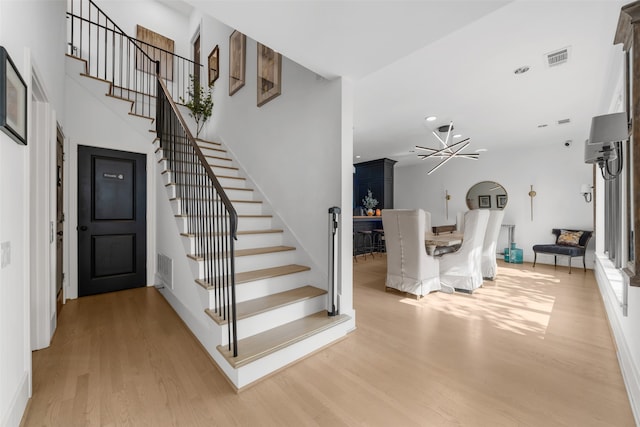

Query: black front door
[78,146,146,297]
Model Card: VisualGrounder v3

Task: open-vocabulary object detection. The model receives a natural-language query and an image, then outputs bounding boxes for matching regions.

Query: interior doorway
[56,126,64,314]
[77,145,147,296]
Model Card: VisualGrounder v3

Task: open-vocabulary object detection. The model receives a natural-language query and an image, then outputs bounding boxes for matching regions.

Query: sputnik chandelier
[415,121,479,175]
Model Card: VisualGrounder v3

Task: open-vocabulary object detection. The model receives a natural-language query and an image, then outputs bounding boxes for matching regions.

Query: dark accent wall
[354,158,397,210]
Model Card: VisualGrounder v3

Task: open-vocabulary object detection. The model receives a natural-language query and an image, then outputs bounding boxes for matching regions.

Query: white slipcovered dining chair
[439,209,490,293]
[481,210,505,280]
[381,209,441,297]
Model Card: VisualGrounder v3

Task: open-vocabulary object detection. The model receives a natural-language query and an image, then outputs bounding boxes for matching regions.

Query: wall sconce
[528,185,536,221]
[580,184,593,203]
[445,190,451,219]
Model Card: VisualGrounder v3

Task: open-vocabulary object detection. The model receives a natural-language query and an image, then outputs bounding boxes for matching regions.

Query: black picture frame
[208,45,219,85]
[0,46,27,145]
[497,194,507,209]
[478,195,491,208]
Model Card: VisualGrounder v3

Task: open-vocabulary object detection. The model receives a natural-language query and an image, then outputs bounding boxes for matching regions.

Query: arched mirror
[466,181,508,210]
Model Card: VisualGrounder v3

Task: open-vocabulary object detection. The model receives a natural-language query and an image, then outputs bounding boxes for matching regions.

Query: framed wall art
[478,195,491,209]
[136,25,174,80]
[0,46,27,145]
[208,45,219,85]
[497,194,507,209]
[257,42,282,107]
[229,30,246,96]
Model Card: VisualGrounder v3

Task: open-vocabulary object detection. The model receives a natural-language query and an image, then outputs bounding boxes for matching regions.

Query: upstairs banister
[67,0,201,113]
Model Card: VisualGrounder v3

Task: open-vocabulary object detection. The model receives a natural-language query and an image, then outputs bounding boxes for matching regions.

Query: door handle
[78,226,88,231]
[57,231,63,236]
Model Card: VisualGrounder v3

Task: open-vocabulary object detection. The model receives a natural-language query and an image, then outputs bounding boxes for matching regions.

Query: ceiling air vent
[557,118,571,125]
[546,48,569,67]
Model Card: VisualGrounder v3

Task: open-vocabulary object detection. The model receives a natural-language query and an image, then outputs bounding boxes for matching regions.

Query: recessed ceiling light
[356,155,361,159]
[475,148,488,153]
[453,134,462,138]
[425,116,437,122]
[514,65,530,74]
[537,124,548,128]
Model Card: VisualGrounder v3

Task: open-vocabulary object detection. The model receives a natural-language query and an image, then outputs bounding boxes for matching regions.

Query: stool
[373,229,385,254]
[356,230,374,260]
[353,232,358,263]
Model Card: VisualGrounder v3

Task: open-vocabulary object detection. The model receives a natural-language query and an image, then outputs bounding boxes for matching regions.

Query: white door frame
[29,60,57,351]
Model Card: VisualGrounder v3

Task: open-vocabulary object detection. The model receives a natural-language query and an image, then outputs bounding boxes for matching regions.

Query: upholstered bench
[532,229,593,273]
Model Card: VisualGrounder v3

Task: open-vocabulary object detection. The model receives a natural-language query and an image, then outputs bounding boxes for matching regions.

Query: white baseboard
[594,255,640,425]
[2,371,29,427]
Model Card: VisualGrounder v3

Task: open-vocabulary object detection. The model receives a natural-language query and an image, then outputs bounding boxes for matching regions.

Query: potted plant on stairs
[180,75,214,138]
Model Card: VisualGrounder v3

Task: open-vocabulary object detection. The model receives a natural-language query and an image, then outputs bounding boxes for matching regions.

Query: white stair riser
[207,157,234,168]
[236,216,272,231]
[181,231,283,254]
[224,188,255,201]
[235,232,283,251]
[232,270,314,304]
[154,144,228,160]
[174,215,272,234]
[160,171,246,189]
[233,318,354,389]
[169,198,261,217]
[233,202,264,216]
[199,146,228,158]
[159,159,240,177]
[189,250,298,278]
[164,185,253,201]
[221,295,327,344]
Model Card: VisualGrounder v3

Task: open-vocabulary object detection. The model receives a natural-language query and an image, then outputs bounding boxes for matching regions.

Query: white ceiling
[183,0,626,166]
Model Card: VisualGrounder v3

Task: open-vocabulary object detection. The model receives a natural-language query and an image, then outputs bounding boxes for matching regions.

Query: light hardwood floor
[22,257,636,426]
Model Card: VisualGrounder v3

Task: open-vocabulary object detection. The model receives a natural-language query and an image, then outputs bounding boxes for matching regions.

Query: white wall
[395,142,594,266]
[98,0,192,60]
[0,1,65,426]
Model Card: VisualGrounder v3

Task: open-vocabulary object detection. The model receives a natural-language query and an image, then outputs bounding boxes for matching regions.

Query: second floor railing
[67,0,201,117]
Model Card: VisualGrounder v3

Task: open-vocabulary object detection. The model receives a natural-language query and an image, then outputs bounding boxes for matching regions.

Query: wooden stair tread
[165,183,252,192]
[205,285,326,325]
[235,264,310,284]
[158,158,238,170]
[195,138,222,147]
[162,170,245,181]
[195,264,310,290]
[217,312,350,368]
[170,197,261,204]
[180,229,283,238]
[155,146,229,158]
[175,214,271,219]
[187,245,295,261]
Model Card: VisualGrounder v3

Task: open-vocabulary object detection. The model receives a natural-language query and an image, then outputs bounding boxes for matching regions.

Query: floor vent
[546,48,569,67]
[157,253,173,289]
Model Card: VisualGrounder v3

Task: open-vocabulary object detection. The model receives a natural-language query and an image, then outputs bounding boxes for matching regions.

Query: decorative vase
[375,209,381,216]
[367,209,374,216]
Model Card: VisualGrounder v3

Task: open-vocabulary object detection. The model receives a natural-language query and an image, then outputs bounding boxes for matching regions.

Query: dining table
[425,232,464,255]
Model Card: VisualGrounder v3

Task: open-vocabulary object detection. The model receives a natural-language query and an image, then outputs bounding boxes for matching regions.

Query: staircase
[66,0,352,389]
